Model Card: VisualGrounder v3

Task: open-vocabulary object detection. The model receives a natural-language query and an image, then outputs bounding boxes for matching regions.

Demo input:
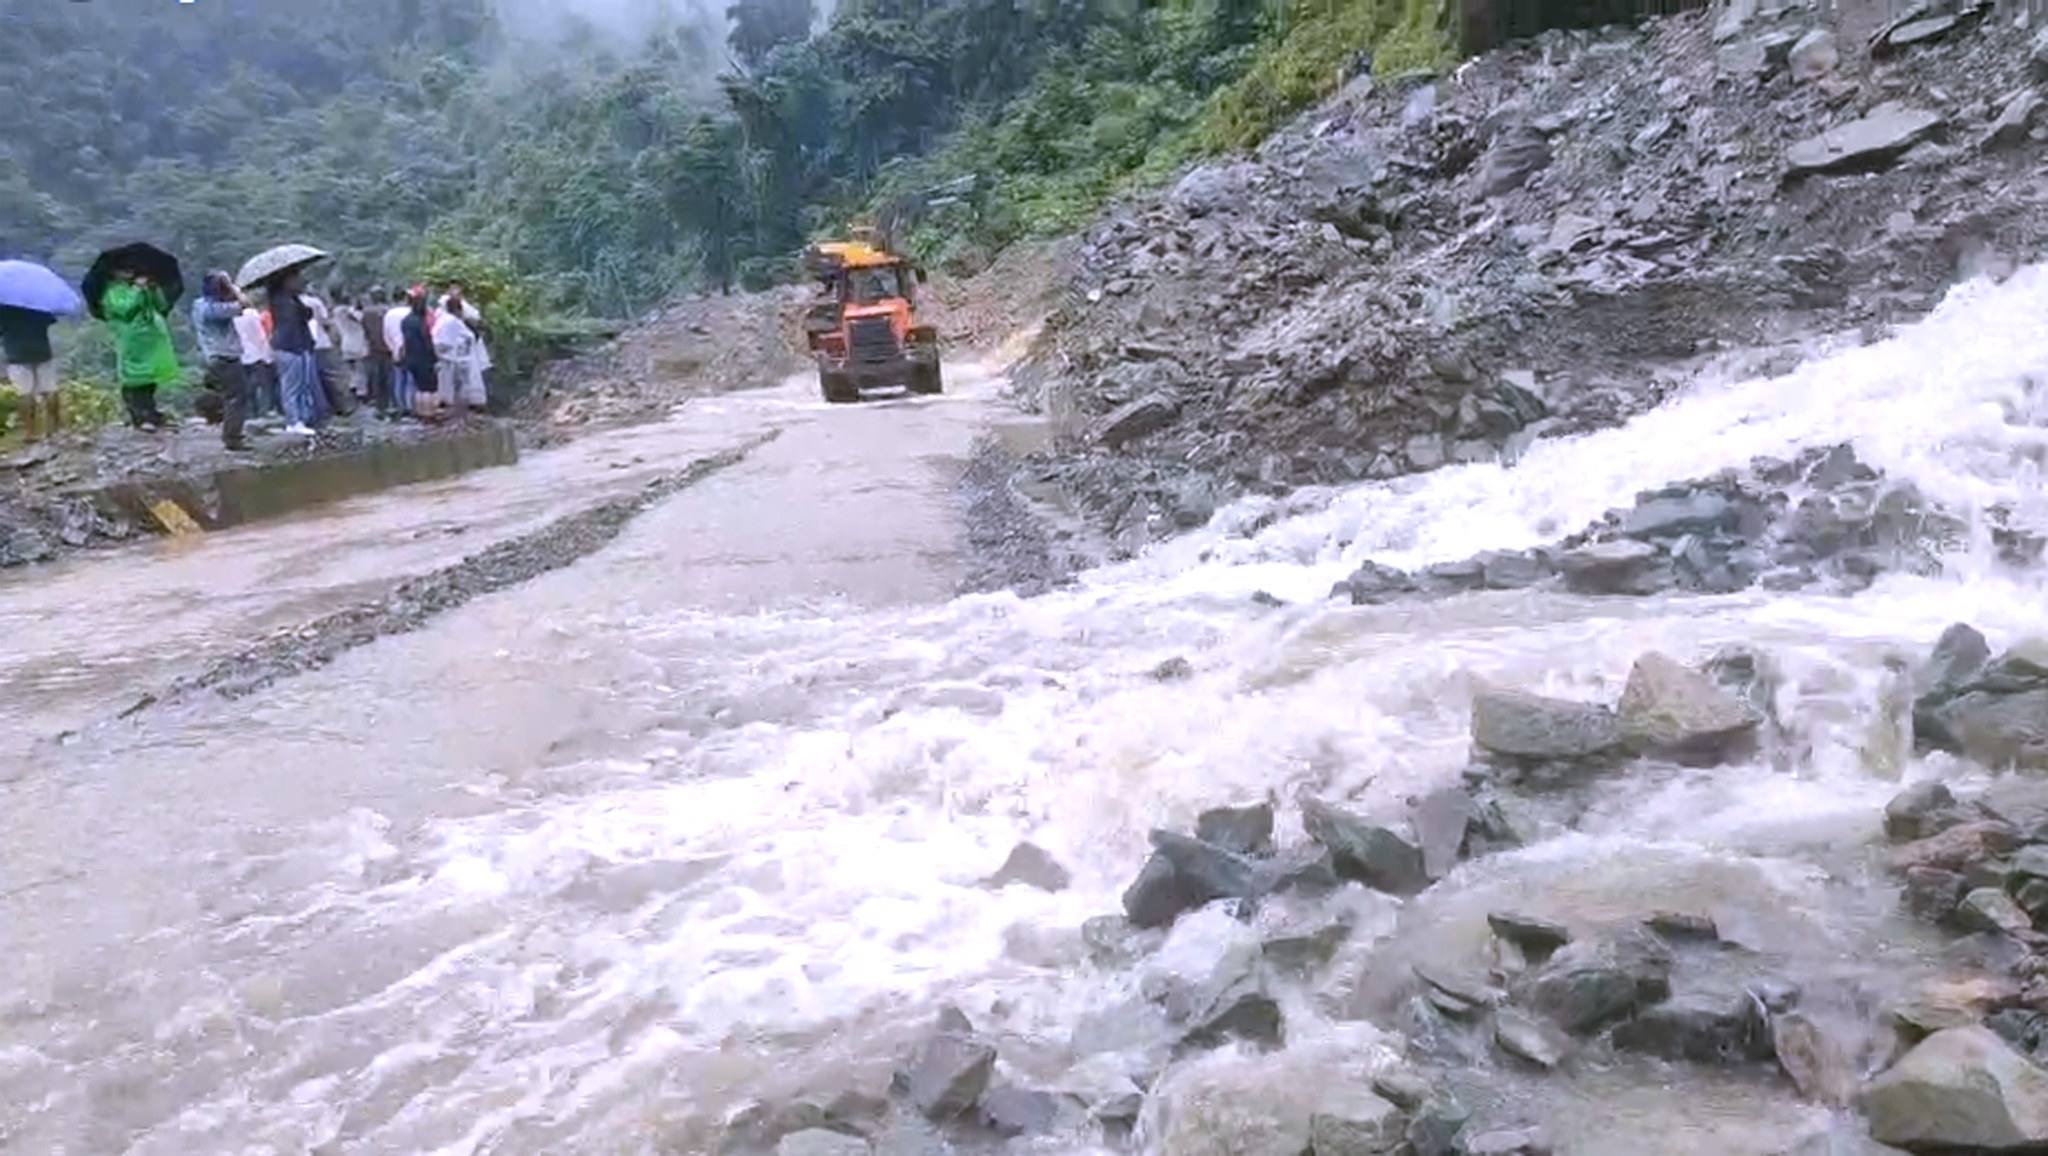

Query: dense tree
[0,0,1456,335]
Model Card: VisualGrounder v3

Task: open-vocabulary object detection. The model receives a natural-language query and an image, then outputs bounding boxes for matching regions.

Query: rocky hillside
[1017,0,2048,555]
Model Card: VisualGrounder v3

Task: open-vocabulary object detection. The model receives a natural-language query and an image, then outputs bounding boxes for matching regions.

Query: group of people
[0,265,495,451]
[190,270,495,449]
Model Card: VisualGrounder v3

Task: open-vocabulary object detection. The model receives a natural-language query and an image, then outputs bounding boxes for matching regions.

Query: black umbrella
[82,243,184,319]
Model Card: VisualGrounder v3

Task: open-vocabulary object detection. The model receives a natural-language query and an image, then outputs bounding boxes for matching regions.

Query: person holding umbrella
[236,245,331,437]
[98,270,179,431]
[0,260,83,442]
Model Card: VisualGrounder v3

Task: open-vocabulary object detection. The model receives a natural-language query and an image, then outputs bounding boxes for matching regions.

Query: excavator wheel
[820,371,860,405]
[909,359,943,396]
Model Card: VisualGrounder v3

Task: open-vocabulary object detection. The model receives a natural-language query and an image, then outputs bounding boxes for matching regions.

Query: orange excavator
[801,226,942,403]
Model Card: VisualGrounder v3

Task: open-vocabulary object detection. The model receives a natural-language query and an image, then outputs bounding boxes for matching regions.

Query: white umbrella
[235,244,330,291]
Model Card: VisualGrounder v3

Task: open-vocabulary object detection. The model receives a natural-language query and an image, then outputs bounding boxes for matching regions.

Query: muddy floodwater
[5,269,2048,1155]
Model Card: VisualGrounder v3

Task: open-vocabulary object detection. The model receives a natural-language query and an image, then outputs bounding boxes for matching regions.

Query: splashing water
[8,267,2048,1154]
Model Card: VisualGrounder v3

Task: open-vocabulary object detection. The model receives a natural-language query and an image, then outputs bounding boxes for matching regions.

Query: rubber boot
[45,393,61,438]
[20,397,39,443]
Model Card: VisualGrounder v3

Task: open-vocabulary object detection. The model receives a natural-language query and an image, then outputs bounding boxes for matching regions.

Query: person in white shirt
[438,284,493,405]
[334,295,370,401]
[431,289,487,416]
[383,290,416,415]
[232,304,277,417]
[301,290,355,417]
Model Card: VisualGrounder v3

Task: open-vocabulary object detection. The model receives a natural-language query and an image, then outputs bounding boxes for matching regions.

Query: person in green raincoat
[98,270,177,430]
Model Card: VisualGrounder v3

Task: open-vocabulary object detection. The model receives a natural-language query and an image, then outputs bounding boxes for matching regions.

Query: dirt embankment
[1012,6,2048,558]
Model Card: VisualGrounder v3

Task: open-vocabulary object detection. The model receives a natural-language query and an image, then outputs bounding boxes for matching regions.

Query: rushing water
[5,267,2048,1155]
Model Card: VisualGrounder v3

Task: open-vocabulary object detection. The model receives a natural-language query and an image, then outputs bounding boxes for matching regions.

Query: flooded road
[4,268,2048,1156]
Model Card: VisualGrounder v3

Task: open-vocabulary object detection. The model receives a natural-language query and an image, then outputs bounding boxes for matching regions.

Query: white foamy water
[8,268,2048,1154]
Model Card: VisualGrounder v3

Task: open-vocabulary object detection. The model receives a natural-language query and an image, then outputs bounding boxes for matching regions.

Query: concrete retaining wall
[88,425,520,535]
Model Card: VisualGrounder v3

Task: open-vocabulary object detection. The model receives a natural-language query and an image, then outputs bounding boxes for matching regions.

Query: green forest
[2,0,1455,345]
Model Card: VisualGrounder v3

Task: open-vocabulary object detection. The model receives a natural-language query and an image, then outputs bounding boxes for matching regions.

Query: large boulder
[1308,1088,1409,1155]
[1196,802,1276,857]
[1858,1026,2048,1149]
[1122,830,1263,928]
[1787,29,1838,81]
[1519,926,1674,1035]
[1555,539,1674,596]
[1787,104,1943,177]
[1096,392,1180,449]
[1617,651,1764,763]
[1475,125,1553,198]
[1471,687,1626,762]
[1914,647,2048,771]
[898,1009,998,1122]
[1301,799,1429,896]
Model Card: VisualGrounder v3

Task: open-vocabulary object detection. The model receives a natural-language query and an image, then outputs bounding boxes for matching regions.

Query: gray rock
[1406,1097,1471,1156]
[1859,1026,2048,1149]
[1415,961,1506,1012]
[1260,909,1350,976]
[1479,550,1553,589]
[1196,801,1276,857]
[899,1011,997,1122]
[1905,866,1966,922]
[1152,656,1195,682]
[1266,843,1343,896]
[1958,887,2033,936]
[1988,89,2043,150]
[776,1130,872,1156]
[1096,393,1179,449]
[1921,624,1992,695]
[1487,912,1572,962]
[1371,1069,1432,1110]
[1622,492,1737,539]
[1173,166,1239,216]
[1713,0,1757,42]
[1465,1129,1554,1156]
[1717,40,1767,78]
[1308,1089,1407,1155]
[1151,829,1261,900]
[1521,926,1674,1034]
[2011,846,2048,884]
[0,529,53,567]
[982,841,1071,893]
[1413,787,1475,880]
[1341,561,1419,605]
[1556,539,1674,596]
[1612,990,1772,1064]
[1617,651,1763,763]
[1471,687,1625,762]
[1302,798,1429,896]
[1916,650,2048,771]
[2034,29,2048,83]
[1476,126,1554,198]
[1884,781,1960,843]
[1177,978,1284,1053]
[977,1085,1063,1135]
[1777,1131,1908,1156]
[1788,28,1838,80]
[1774,1009,1859,1108]
[1122,853,1194,929]
[1495,1007,1573,1068]
[1875,13,1958,54]
[1787,104,1943,177]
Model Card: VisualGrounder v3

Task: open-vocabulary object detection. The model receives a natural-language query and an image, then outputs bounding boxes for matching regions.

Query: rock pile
[1332,443,1965,605]
[1016,0,2048,554]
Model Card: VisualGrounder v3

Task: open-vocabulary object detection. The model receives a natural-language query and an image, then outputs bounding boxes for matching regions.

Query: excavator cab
[801,232,942,404]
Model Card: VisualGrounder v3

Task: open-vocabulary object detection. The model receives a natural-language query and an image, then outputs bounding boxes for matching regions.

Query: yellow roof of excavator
[814,240,901,268]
